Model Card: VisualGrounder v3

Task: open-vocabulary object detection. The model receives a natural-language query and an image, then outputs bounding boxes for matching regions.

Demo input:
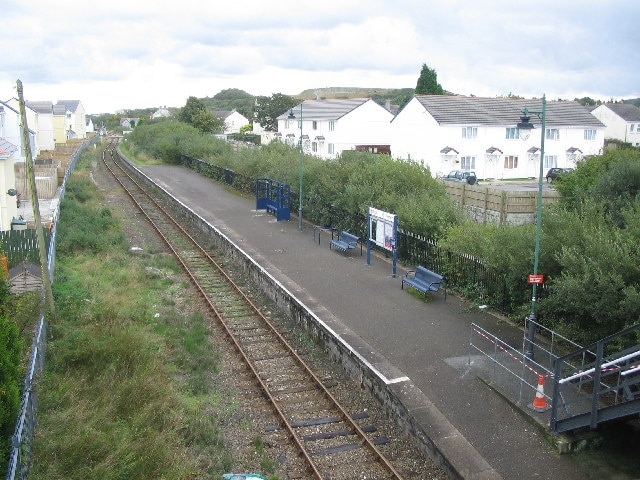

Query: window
[544,155,557,169]
[546,128,559,140]
[298,120,302,130]
[460,156,476,169]
[328,143,335,154]
[329,121,335,131]
[504,156,518,169]
[505,128,519,140]
[312,142,317,152]
[312,121,317,130]
[584,129,597,140]
[462,126,477,139]
[285,120,291,129]
[630,124,636,133]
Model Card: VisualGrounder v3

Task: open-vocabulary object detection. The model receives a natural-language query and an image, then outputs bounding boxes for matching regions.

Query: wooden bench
[329,231,362,255]
[401,266,446,300]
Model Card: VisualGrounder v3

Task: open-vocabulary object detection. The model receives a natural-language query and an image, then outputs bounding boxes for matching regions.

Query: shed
[9,261,42,294]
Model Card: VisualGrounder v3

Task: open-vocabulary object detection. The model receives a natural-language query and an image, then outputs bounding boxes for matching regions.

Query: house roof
[0,101,19,115]
[25,101,53,114]
[278,98,371,121]
[56,100,81,112]
[211,109,247,121]
[411,95,605,128]
[211,110,233,119]
[601,103,640,122]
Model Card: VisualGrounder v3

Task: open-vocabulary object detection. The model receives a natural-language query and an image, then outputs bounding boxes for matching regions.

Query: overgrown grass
[29,150,273,479]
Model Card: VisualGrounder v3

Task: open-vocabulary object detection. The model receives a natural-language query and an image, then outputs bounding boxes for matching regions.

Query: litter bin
[11,217,27,230]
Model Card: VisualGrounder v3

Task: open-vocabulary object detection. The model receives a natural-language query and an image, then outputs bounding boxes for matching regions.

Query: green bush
[56,177,126,255]
[126,123,640,345]
[0,314,23,470]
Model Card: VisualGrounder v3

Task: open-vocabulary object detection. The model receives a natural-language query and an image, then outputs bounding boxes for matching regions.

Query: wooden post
[16,80,56,322]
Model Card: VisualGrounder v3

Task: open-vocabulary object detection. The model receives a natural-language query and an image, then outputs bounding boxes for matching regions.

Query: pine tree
[415,64,445,95]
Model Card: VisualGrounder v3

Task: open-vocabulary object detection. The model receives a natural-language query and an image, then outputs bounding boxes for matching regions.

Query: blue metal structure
[255,178,291,221]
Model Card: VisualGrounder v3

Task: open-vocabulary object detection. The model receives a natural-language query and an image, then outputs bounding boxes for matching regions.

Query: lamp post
[288,103,304,230]
[516,94,546,359]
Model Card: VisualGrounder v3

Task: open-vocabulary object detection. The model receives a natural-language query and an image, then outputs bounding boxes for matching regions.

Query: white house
[212,109,249,134]
[590,103,640,147]
[56,100,87,139]
[0,137,19,231]
[25,101,55,151]
[151,107,172,120]
[4,99,55,154]
[391,95,605,180]
[276,98,394,159]
[0,100,36,230]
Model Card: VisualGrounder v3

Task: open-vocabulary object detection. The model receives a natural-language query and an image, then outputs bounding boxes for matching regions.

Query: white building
[391,95,605,180]
[151,107,172,120]
[276,98,394,159]
[26,101,55,151]
[590,103,640,147]
[56,100,87,139]
[212,109,250,134]
[0,100,36,230]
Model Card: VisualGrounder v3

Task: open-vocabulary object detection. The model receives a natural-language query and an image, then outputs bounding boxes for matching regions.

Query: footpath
[140,164,593,480]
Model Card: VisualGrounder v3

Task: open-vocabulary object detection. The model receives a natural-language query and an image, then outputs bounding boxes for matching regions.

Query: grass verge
[29,148,255,479]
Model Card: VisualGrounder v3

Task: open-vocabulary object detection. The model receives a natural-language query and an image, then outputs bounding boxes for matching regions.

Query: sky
[2,0,639,114]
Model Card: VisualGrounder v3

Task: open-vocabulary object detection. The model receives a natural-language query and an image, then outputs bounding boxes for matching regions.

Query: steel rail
[102,140,404,480]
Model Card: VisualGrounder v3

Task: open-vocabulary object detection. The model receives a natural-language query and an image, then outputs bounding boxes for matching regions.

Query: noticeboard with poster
[367,207,398,276]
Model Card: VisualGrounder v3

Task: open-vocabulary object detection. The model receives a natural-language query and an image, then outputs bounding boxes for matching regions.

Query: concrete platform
[135,164,591,479]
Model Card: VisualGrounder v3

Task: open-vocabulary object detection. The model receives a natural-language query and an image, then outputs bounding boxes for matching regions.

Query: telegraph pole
[16,80,56,322]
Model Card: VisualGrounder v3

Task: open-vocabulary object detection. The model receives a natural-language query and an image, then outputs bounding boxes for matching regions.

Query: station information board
[367,207,398,277]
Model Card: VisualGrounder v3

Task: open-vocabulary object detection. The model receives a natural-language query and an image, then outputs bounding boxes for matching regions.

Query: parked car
[443,170,477,185]
[545,167,573,182]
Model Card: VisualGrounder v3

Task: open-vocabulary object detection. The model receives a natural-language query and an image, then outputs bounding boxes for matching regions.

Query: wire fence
[179,154,519,312]
[5,134,98,480]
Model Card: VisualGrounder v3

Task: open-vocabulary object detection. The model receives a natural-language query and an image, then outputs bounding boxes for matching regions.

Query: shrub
[0,314,23,470]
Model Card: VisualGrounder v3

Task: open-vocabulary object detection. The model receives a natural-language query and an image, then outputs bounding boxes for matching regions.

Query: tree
[415,63,445,95]
[178,96,222,133]
[253,93,298,131]
[574,97,598,107]
[178,96,207,124]
[205,89,255,118]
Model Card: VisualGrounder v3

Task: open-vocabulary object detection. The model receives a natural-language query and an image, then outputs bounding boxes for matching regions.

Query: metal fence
[5,134,98,480]
[179,154,519,312]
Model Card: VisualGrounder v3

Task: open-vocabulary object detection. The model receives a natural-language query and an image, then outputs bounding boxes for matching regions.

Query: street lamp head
[517,114,534,141]
[288,110,296,120]
[517,114,535,131]
[7,188,17,196]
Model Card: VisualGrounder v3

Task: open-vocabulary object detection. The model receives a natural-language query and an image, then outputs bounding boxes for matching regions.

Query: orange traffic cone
[529,374,550,412]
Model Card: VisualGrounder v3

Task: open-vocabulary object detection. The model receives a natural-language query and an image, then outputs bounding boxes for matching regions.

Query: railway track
[102,140,407,480]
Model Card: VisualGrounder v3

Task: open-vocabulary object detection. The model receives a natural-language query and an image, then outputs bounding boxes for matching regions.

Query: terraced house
[391,95,605,180]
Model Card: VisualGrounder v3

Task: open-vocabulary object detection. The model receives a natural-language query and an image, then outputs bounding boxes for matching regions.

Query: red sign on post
[528,274,544,284]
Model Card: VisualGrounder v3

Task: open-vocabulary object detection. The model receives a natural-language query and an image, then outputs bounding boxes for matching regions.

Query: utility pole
[16,80,56,322]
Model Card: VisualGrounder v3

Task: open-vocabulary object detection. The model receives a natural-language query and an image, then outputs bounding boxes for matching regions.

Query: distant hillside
[299,87,415,111]
[298,86,408,98]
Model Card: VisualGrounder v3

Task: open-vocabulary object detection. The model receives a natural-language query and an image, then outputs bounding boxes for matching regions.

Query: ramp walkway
[140,163,609,480]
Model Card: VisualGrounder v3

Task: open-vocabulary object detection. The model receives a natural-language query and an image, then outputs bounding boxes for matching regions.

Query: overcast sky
[2,0,639,114]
